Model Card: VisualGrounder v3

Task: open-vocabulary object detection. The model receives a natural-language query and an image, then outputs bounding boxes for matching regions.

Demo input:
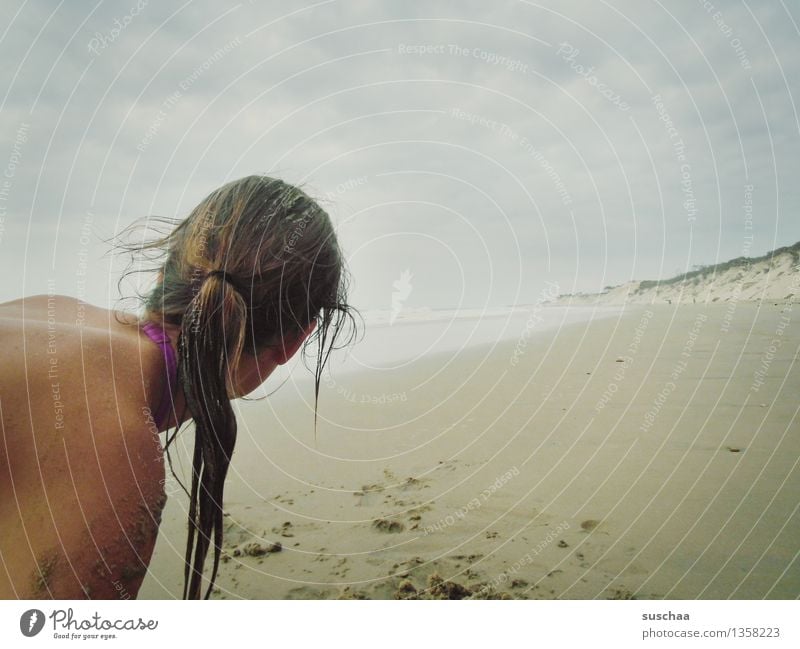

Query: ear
[273,320,317,365]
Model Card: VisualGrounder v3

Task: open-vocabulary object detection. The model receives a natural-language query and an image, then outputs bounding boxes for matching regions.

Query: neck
[158,321,191,432]
[137,314,192,433]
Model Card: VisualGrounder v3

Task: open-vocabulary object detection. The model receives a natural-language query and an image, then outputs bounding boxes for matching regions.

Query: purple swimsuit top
[142,321,177,430]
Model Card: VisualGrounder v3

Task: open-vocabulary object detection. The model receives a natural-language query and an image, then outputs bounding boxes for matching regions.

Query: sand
[139,301,799,599]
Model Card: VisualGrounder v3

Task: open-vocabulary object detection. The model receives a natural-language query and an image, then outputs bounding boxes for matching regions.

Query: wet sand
[139,302,799,599]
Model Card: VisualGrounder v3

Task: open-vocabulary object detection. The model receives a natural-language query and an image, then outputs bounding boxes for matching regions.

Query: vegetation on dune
[635,240,799,293]
[554,240,799,299]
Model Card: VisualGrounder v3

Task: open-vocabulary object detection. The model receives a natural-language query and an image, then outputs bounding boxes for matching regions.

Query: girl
[0,175,356,599]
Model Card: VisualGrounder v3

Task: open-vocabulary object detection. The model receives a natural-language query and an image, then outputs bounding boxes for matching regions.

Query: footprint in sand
[270,521,295,537]
[372,518,405,533]
[401,476,430,491]
[355,476,430,508]
[437,459,460,472]
[353,483,385,506]
[605,587,637,600]
[580,519,601,532]
[332,557,350,577]
[231,541,282,557]
[395,580,418,599]
[406,510,427,530]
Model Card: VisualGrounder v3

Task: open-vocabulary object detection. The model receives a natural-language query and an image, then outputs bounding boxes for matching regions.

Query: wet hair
[120,175,358,599]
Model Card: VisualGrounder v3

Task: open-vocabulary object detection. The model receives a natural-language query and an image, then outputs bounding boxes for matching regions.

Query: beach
[139,302,799,599]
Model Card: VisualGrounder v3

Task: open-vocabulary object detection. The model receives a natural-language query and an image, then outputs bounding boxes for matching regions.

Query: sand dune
[551,241,800,306]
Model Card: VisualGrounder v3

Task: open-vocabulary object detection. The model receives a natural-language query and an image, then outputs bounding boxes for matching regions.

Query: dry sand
[140,302,799,599]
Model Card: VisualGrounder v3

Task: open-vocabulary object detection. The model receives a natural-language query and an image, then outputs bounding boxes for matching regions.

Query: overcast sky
[1,0,798,311]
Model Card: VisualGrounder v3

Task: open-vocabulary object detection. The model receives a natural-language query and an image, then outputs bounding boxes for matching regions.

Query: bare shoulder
[0,294,154,399]
[0,295,167,599]
[0,295,154,439]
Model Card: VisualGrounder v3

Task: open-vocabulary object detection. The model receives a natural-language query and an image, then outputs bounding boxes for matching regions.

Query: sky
[0,0,798,312]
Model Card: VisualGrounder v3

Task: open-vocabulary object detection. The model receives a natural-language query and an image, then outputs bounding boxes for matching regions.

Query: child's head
[147,174,351,361]
[136,174,357,598]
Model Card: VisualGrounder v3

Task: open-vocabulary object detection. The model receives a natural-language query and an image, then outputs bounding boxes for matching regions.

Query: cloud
[0,0,798,308]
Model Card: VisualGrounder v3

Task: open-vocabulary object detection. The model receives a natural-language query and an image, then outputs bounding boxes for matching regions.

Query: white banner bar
[1,600,797,648]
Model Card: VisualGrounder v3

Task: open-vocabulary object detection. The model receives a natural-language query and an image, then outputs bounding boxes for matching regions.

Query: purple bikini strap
[142,321,178,430]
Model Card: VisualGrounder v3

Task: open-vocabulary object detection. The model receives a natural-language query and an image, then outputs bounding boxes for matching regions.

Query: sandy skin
[0,294,311,599]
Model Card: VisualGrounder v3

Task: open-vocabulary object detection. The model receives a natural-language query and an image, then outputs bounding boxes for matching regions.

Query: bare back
[0,295,167,599]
